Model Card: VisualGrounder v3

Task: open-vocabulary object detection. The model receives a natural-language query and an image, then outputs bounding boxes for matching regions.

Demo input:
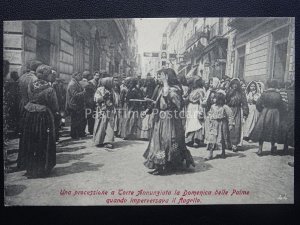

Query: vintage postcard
[3,17,294,205]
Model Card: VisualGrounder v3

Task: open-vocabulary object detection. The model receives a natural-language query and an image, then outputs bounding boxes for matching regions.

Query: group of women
[12,59,294,177]
[93,68,294,175]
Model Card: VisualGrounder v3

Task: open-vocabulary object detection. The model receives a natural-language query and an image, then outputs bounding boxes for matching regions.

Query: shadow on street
[56,152,91,164]
[57,146,86,153]
[5,184,27,196]
[49,162,104,177]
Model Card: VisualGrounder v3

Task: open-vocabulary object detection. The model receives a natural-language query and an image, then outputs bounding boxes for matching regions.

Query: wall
[3,21,24,75]
[59,20,74,82]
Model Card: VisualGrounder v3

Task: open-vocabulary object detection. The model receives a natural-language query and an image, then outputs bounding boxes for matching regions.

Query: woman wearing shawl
[202,77,220,144]
[202,77,221,106]
[123,77,144,140]
[226,78,249,152]
[119,77,130,138]
[93,77,117,149]
[143,68,195,175]
[185,77,206,147]
[140,77,156,140]
[249,80,284,155]
[18,64,59,178]
[243,81,261,140]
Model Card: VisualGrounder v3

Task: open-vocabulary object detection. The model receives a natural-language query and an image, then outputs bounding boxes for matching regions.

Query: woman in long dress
[143,68,195,175]
[243,81,261,140]
[93,77,117,149]
[119,78,129,138]
[225,78,249,152]
[123,78,144,140]
[18,64,59,178]
[140,78,156,140]
[249,80,284,155]
[185,77,206,147]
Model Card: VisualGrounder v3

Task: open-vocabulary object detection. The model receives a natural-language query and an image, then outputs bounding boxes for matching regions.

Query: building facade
[227,17,295,83]
[3,19,139,82]
[162,17,294,84]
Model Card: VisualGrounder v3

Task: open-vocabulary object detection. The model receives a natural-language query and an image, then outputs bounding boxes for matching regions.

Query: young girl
[206,90,234,160]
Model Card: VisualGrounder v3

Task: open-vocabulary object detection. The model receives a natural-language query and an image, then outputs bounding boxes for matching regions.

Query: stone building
[162,17,295,83]
[3,19,139,82]
[227,17,295,83]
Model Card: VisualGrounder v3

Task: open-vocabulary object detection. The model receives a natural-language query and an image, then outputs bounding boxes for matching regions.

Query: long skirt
[229,107,242,146]
[139,113,154,140]
[185,103,204,144]
[278,109,294,146]
[249,108,280,143]
[119,104,128,138]
[143,112,194,170]
[123,109,141,139]
[206,119,231,151]
[243,104,259,138]
[70,109,87,138]
[93,110,115,145]
[18,108,56,177]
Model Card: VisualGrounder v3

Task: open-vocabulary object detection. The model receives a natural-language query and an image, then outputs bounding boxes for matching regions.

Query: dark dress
[18,80,59,177]
[4,79,20,134]
[66,78,86,138]
[226,90,249,146]
[123,87,144,139]
[278,90,294,146]
[249,89,283,143]
[143,85,194,170]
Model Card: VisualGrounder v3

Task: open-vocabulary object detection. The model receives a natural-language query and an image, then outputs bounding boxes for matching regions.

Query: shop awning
[186,66,198,78]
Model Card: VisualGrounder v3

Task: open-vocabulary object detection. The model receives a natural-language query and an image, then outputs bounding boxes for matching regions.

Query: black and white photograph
[3,17,295,206]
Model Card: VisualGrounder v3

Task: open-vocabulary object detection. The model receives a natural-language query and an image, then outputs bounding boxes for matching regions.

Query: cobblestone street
[4,127,294,205]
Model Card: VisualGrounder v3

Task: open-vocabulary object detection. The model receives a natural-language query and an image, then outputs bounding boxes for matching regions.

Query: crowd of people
[3,59,295,177]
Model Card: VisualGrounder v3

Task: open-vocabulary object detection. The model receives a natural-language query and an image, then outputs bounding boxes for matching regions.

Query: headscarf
[100,77,114,89]
[256,81,265,93]
[229,78,241,91]
[246,81,260,94]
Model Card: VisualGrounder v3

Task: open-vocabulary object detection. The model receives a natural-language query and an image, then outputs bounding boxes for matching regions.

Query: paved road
[4,128,294,205]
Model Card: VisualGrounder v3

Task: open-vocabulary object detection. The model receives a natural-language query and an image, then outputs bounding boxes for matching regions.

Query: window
[236,45,246,79]
[36,22,51,65]
[271,26,289,81]
[74,35,85,72]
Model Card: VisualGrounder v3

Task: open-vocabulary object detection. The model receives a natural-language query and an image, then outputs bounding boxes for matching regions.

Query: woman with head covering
[185,76,206,147]
[249,80,284,155]
[140,77,156,140]
[243,81,261,140]
[123,77,144,140]
[143,68,195,175]
[18,64,59,178]
[118,77,130,138]
[93,77,117,149]
[225,78,249,152]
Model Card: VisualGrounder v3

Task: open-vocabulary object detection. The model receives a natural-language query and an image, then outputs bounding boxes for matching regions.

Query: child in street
[206,90,234,160]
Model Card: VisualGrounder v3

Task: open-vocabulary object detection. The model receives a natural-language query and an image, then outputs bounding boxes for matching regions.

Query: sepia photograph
[3,17,295,206]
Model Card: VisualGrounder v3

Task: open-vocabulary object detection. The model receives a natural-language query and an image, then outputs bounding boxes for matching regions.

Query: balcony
[228,17,269,31]
[209,22,224,41]
[185,26,209,50]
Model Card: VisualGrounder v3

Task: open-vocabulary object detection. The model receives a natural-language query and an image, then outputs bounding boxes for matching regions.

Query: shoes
[256,150,263,156]
[232,145,238,152]
[104,143,113,149]
[270,146,277,155]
